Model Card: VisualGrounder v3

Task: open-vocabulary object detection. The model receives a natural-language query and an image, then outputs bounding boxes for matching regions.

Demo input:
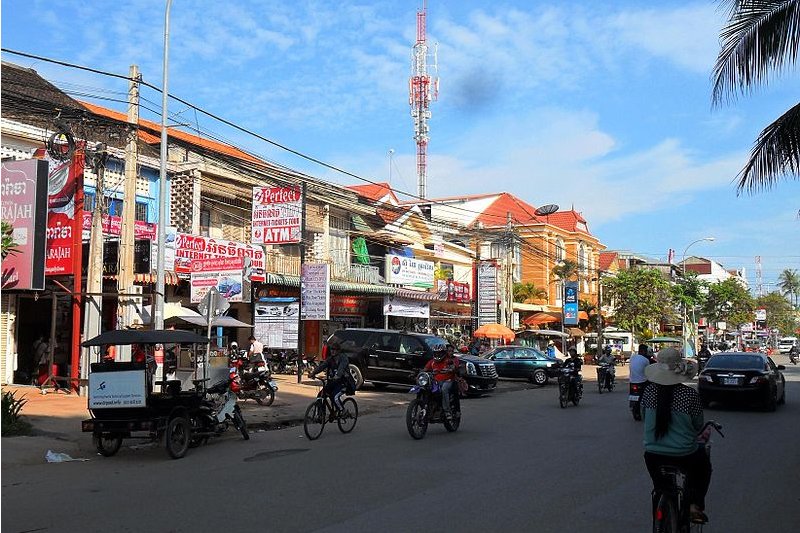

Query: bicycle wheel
[303,398,326,440]
[337,397,358,433]
[598,372,604,394]
[653,493,679,533]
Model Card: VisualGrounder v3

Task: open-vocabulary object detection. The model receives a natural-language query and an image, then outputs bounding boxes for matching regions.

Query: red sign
[44,155,83,276]
[190,256,244,273]
[251,185,302,245]
[82,212,157,240]
[330,294,368,316]
[172,233,265,282]
[1,159,49,290]
[436,280,471,303]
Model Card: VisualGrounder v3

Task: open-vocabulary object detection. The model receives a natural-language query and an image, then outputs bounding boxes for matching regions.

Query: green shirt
[642,383,704,456]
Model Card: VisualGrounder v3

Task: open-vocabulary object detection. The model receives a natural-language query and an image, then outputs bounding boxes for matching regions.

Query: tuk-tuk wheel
[165,416,191,459]
[93,433,123,457]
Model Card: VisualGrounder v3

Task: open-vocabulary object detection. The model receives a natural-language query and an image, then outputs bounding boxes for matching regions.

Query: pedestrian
[248,335,264,359]
[546,340,556,359]
[33,335,49,368]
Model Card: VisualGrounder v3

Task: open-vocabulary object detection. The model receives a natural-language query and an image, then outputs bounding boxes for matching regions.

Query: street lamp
[680,237,715,355]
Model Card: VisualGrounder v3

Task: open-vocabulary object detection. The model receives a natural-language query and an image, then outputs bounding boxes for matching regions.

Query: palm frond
[712,0,800,104]
[737,101,800,193]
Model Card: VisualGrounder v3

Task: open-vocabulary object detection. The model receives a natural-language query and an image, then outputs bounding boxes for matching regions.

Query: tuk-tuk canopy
[82,329,210,347]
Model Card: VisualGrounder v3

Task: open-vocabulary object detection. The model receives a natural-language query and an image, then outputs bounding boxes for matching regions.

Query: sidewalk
[1,366,623,466]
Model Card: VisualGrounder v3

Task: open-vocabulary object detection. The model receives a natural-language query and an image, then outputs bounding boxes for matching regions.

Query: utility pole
[297,183,307,384]
[118,65,140,362]
[504,212,514,329]
[82,145,108,395]
[596,271,604,361]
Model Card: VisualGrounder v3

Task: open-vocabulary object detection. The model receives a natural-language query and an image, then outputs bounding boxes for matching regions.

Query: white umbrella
[138,303,202,324]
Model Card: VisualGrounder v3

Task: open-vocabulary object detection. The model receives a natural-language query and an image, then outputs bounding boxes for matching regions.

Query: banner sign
[436,280,471,303]
[251,185,302,245]
[88,370,147,408]
[563,281,579,326]
[300,263,330,320]
[254,301,299,349]
[164,232,265,282]
[330,294,368,316]
[1,159,49,290]
[190,257,244,303]
[82,212,157,240]
[383,295,430,318]
[45,156,82,275]
[477,261,498,325]
[384,254,435,288]
[755,308,767,321]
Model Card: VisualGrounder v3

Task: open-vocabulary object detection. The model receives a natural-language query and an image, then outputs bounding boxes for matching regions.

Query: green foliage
[1,390,31,436]
[602,268,675,334]
[1,221,19,260]
[777,269,800,308]
[755,292,799,336]
[702,278,754,327]
[672,271,708,310]
[513,282,547,303]
[551,259,578,282]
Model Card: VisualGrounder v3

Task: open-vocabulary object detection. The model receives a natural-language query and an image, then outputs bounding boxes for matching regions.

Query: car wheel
[764,388,777,412]
[529,369,548,387]
[348,364,364,390]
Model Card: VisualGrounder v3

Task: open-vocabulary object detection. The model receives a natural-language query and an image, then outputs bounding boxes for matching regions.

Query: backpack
[344,372,357,395]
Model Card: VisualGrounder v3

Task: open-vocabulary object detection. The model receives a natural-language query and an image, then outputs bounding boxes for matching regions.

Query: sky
[3,0,799,290]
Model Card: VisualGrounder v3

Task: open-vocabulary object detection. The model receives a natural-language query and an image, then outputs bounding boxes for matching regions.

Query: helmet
[432,343,446,361]
[230,341,239,350]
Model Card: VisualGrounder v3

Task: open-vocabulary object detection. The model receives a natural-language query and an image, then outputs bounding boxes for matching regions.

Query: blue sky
[3,0,799,290]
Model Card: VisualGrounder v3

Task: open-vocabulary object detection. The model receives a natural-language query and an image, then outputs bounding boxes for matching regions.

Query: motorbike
[229,352,277,406]
[189,377,249,447]
[557,367,583,408]
[268,349,295,374]
[406,371,461,439]
[629,381,648,421]
[596,362,616,393]
[789,349,798,365]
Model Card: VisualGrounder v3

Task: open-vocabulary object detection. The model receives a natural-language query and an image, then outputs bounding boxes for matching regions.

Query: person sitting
[641,348,710,524]
[309,340,350,419]
[423,345,457,421]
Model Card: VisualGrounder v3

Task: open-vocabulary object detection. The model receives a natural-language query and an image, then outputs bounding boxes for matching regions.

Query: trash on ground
[45,450,89,463]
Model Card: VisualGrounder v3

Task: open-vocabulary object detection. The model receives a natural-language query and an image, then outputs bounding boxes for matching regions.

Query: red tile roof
[472,193,541,227]
[545,209,590,234]
[599,251,618,272]
[81,101,263,164]
[346,182,398,204]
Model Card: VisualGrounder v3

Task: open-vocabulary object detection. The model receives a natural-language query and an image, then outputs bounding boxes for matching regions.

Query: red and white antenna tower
[409,0,438,199]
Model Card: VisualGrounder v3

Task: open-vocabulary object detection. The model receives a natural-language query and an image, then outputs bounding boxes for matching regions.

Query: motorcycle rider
[597,345,616,388]
[697,341,712,370]
[422,344,457,421]
[563,347,582,397]
[789,343,799,364]
[309,339,350,417]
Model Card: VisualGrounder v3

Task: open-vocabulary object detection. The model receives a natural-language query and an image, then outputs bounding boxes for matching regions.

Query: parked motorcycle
[406,372,461,439]
[268,349,294,374]
[230,352,277,406]
[629,381,648,421]
[596,362,615,393]
[189,377,249,447]
[557,367,583,408]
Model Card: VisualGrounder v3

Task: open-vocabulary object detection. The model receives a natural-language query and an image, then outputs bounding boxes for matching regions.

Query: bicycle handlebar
[700,420,724,438]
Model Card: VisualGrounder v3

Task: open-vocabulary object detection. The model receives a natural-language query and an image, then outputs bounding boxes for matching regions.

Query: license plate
[723,377,739,385]
[628,395,640,401]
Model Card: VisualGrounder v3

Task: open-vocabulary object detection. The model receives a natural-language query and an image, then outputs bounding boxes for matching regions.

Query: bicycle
[651,421,724,533]
[303,377,358,440]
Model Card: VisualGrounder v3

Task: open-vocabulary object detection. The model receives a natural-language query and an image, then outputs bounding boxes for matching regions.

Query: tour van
[778,337,798,354]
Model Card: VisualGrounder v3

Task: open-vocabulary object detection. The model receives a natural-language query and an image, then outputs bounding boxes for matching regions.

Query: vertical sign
[44,158,81,275]
[251,185,302,245]
[563,281,579,326]
[477,261,498,326]
[300,263,330,320]
[1,159,49,290]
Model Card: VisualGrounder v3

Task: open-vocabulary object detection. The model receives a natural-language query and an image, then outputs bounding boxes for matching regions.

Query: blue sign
[563,281,579,326]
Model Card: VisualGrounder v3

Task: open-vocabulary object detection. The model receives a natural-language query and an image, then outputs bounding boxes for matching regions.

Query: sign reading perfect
[251,185,302,245]
[563,281,579,326]
[384,254,435,288]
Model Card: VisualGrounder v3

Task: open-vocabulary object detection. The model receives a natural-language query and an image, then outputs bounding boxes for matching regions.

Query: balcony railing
[265,253,382,285]
[265,252,301,276]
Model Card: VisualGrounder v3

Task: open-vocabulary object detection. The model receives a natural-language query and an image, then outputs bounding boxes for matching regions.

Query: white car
[778,337,798,354]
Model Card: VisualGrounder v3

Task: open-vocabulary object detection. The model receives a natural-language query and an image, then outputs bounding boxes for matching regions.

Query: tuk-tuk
[80,329,242,459]
[644,336,696,358]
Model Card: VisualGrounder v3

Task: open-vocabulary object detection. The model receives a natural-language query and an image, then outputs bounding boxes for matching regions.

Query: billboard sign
[161,232,265,282]
[477,261,498,325]
[81,212,156,240]
[384,254,435,288]
[45,155,83,275]
[563,281,579,326]
[1,159,49,290]
[251,185,302,245]
[383,295,430,318]
[190,257,244,303]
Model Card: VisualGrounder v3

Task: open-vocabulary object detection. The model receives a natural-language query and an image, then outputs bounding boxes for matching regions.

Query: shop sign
[563,281,579,326]
[251,185,302,245]
[436,280,470,303]
[190,257,244,303]
[1,159,49,290]
[161,232,265,282]
[330,294,367,316]
[477,261,498,325]
[45,155,83,275]
[384,253,434,288]
[81,212,157,240]
[301,263,330,320]
[755,308,767,321]
[254,301,299,349]
[383,295,430,318]
[88,370,147,408]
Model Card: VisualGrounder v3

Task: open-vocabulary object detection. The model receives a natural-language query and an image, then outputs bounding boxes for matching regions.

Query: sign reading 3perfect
[251,185,302,245]
[384,254,434,288]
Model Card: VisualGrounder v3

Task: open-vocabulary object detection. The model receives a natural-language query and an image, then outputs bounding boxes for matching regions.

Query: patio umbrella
[473,323,516,342]
[523,312,560,326]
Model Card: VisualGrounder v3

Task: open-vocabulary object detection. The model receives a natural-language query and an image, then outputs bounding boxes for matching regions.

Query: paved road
[3,361,800,533]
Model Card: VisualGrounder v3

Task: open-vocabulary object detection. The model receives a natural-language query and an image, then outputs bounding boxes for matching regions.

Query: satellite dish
[535,204,559,216]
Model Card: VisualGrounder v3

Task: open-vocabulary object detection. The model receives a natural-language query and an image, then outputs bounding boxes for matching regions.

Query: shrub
[1,390,31,436]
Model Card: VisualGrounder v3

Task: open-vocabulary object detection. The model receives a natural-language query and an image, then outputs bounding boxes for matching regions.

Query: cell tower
[409,0,438,199]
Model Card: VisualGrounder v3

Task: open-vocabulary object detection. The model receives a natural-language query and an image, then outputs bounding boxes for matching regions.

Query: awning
[83,329,209,347]
[513,302,549,312]
[264,272,395,295]
[394,288,439,301]
[167,315,253,328]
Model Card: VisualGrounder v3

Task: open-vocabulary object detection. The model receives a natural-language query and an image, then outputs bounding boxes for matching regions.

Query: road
[3,362,800,533]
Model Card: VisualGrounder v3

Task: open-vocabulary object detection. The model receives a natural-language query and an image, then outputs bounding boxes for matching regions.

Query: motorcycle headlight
[465,361,476,375]
[416,372,431,387]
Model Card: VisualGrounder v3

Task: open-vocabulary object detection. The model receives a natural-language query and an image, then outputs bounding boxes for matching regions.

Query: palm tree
[713,0,800,194]
[777,268,800,307]
[513,282,548,303]
[552,259,579,283]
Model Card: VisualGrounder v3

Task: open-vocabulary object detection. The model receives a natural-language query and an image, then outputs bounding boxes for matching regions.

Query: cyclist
[641,347,710,524]
[309,339,349,416]
[422,344,457,421]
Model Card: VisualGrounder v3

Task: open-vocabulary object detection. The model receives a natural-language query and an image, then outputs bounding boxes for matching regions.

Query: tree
[672,271,709,313]
[513,282,547,303]
[755,291,799,335]
[702,278,754,327]
[777,268,800,308]
[713,0,800,194]
[551,259,579,282]
[602,268,675,335]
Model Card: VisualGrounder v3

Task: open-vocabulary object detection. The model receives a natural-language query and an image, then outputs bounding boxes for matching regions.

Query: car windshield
[423,337,448,351]
[705,354,764,370]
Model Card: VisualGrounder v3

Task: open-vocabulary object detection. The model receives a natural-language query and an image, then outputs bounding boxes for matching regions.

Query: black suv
[327,328,498,395]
